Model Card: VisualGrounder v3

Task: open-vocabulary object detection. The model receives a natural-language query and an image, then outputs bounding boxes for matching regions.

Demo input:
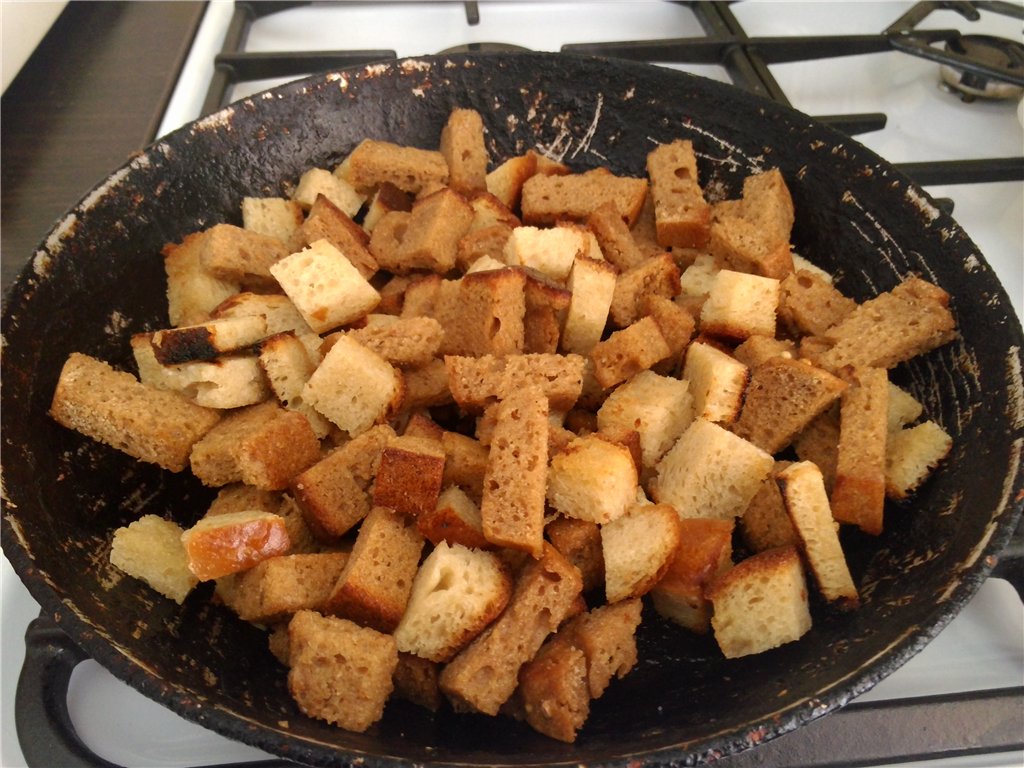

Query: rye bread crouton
[485,151,538,210]
[50,352,221,473]
[589,316,672,390]
[739,462,800,553]
[217,551,348,624]
[602,502,682,603]
[587,200,648,271]
[435,268,527,357]
[389,187,474,274]
[299,194,378,279]
[258,332,331,438]
[515,639,589,743]
[706,545,811,658]
[793,407,841,493]
[393,653,443,712]
[362,182,413,233]
[646,139,711,248]
[446,352,585,413]
[779,269,857,337]
[707,172,795,281]
[650,517,733,633]
[417,485,490,549]
[393,541,512,662]
[287,610,398,733]
[522,269,572,354]
[337,138,449,195]
[777,461,859,608]
[521,167,647,227]
[609,252,681,329]
[546,516,604,594]
[346,316,444,368]
[323,506,425,633]
[373,435,447,519]
[199,223,290,291]
[109,515,198,603]
[438,543,583,715]
[440,107,488,194]
[651,418,774,520]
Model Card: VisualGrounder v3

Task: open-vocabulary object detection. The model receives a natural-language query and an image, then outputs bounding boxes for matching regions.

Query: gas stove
[2,2,1022,767]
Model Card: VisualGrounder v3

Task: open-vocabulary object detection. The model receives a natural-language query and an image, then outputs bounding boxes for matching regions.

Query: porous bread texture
[446,352,585,413]
[241,196,304,250]
[486,151,539,210]
[359,182,413,233]
[337,138,449,195]
[291,167,366,217]
[682,341,749,425]
[440,108,489,194]
[739,462,799,553]
[163,231,239,327]
[503,225,585,282]
[589,315,671,390]
[393,541,512,663]
[258,332,331,439]
[699,268,780,341]
[299,194,378,279]
[523,269,572,354]
[609,252,681,329]
[886,420,952,499]
[393,652,443,712]
[199,223,290,290]
[216,551,348,624]
[651,418,773,520]
[777,461,859,608]
[602,502,682,603]
[587,200,646,271]
[778,269,857,337]
[520,167,648,227]
[438,544,583,715]
[270,238,380,334]
[547,434,638,525]
[597,370,694,468]
[372,434,447,519]
[429,268,527,357]
[546,516,604,594]
[417,485,489,549]
[50,352,220,472]
[887,383,924,432]
[287,610,398,732]
[645,139,711,248]
[561,256,618,355]
[303,335,404,437]
[109,515,197,604]
[707,545,811,658]
[346,316,444,368]
[391,187,475,274]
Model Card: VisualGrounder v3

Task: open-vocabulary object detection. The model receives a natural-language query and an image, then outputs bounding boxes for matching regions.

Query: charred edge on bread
[151,328,218,365]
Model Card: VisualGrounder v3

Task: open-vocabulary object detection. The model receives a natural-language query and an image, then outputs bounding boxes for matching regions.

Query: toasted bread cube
[708,169,795,280]
[394,541,512,663]
[368,209,410,269]
[435,268,527,357]
[814,276,958,372]
[516,640,589,743]
[242,196,304,250]
[887,383,925,432]
[597,370,693,468]
[217,552,348,623]
[373,435,447,518]
[700,269,780,341]
[524,269,572,354]
[211,292,319,345]
[832,367,889,535]
[739,463,800,553]
[417,485,489,548]
[163,232,239,327]
[777,461,859,607]
[287,610,398,732]
[199,223,289,291]
[189,401,321,490]
[562,256,618,355]
[50,353,221,472]
[521,168,648,227]
[362,181,413,233]
[132,335,270,410]
[446,352,585,413]
[459,227,514,273]
[609,252,681,329]
[258,332,331,438]
[299,194,378,279]
[732,334,796,370]
[440,107,488,194]
[486,152,538,210]
[681,341,749,425]
[291,167,366,216]
[324,506,425,632]
[503,225,586,282]
[731,357,847,454]
[546,516,604,593]
[652,418,774,520]
[438,544,583,715]
[388,187,474,274]
[337,138,448,195]
[304,335,403,437]
[150,315,268,365]
[651,518,733,633]
[793,407,841,493]
[346,316,444,368]
[589,316,672,390]
[646,139,711,248]
[109,515,198,603]
[467,189,521,231]
[641,294,696,365]
[181,510,291,581]
[886,420,953,499]
[587,200,647,271]
[401,358,454,411]
[707,546,811,658]
[439,432,489,502]
[270,239,380,334]
[561,598,643,699]
[393,653,443,711]
[547,434,637,525]
[779,269,857,337]
[678,252,720,302]
[480,386,549,557]
[602,502,682,603]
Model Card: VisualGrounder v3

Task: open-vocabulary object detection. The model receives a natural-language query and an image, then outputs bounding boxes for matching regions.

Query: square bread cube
[416,485,489,549]
[602,502,682,603]
[199,223,289,291]
[440,107,488,194]
[589,316,672,390]
[373,435,447,518]
[303,335,404,437]
[700,269,781,341]
[217,552,348,624]
[561,256,617,355]
[291,167,366,217]
[287,610,398,733]
[300,194,378,279]
[394,188,475,274]
[109,515,198,603]
[707,546,811,658]
[547,434,638,525]
[270,239,381,333]
[181,510,291,581]
[597,370,693,468]
[886,420,953,499]
[682,341,749,425]
[651,418,773,521]
[241,196,304,249]
[646,139,711,248]
[163,231,240,327]
[503,225,586,282]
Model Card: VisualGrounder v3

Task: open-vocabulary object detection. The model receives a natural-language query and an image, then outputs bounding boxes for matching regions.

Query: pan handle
[15,614,294,768]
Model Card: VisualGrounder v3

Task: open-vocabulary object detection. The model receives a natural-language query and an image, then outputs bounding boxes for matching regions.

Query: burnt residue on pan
[2,53,1022,768]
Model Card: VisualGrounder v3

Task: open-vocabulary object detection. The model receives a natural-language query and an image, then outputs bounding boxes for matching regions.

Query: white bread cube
[270,239,380,333]
[547,434,638,524]
[700,268,780,340]
[258,333,331,438]
[707,546,811,658]
[303,335,403,437]
[291,167,366,216]
[777,461,859,607]
[561,256,617,355]
[597,370,693,468]
[503,225,585,282]
[602,502,682,603]
[887,383,925,432]
[651,418,773,520]
[241,197,304,248]
[109,515,198,603]
[677,252,719,299]
[163,232,240,327]
[393,541,512,663]
[886,420,952,499]
[682,341,749,425]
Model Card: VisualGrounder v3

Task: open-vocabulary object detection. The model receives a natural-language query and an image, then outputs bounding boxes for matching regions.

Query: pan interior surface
[1,54,1021,767]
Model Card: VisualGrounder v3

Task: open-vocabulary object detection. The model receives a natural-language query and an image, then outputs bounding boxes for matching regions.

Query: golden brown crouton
[646,139,711,248]
[521,168,648,227]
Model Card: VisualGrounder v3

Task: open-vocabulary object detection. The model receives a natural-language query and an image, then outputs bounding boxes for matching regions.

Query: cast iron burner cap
[940,34,1024,102]
[437,42,531,54]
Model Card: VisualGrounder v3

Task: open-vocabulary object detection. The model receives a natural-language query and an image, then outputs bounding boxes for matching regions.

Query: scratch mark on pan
[570,93,603,160]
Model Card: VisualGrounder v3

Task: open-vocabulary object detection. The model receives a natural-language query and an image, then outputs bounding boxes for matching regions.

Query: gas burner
[437,41,530,54]
[940,34,1024,102]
